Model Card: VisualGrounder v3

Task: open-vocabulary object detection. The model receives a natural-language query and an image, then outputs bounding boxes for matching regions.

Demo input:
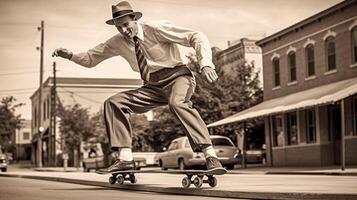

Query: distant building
[15,119,32,160]
[209,0,357,167]
[215,37,263,84]
[30,77,143,166]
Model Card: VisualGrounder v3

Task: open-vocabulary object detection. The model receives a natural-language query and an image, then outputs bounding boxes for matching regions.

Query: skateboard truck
[109,172,137,185]
[182,174,217,188]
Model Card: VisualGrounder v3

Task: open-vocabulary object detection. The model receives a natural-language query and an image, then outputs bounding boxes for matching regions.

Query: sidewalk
[34,164,357,176]
[1,165,357,199]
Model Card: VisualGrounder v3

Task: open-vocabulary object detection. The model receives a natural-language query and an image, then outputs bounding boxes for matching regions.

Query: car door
[161,141,177,168]
[165,141,179,167]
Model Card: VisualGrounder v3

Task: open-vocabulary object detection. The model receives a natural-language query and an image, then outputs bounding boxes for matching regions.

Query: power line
[61,88,102,104]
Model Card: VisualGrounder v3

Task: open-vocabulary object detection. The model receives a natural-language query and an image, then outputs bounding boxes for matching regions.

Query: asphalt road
[0,177,247,200]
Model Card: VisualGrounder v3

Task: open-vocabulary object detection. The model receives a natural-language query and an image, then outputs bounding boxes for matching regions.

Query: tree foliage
[57,103,94,165]
[0,96,24,153]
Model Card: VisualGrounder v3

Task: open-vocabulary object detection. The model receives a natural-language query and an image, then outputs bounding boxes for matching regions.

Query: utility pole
[51,62,57,166]
[37,20,44,168]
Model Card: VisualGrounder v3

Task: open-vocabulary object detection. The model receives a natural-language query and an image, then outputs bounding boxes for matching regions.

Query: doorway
[328,104,341,164]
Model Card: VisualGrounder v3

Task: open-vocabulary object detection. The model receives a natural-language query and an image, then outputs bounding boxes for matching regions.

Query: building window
[286,112,298,145]
[43,101,46,120]
[325,36,336,71]
[23,132,30,140]
[47,97,50,119]
[306,109,316,143]
[288,51,297,82]
[306,44,315,77]
[33,107,37,128]
[273,58,280,87]
[352,27,357,64]
[272,115,284,147]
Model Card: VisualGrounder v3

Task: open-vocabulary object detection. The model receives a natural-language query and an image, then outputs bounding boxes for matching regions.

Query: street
[0,177,246,200]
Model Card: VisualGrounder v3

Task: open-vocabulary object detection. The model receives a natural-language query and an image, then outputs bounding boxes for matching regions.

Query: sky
[0,0,343,119]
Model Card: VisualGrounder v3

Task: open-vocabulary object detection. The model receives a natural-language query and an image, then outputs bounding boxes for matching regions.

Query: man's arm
[52,36,120,68]
[153,22,218,82]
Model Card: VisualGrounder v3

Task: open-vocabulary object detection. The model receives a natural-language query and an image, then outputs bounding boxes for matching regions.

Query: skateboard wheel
[109,176,117,184]
[193,177,203,188]
[117,175,125,184]
[208,176,217,187]
[129,175,137,184]
[182,177,191,188]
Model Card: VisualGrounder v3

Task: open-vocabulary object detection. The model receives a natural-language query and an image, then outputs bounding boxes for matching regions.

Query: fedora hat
[106,1,142,25]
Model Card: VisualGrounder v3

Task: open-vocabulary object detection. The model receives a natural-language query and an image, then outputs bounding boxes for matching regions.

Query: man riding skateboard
[53,1,226,175]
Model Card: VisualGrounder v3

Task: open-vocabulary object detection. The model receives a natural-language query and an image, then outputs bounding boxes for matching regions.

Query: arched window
[288,51,297,82]
[352,27,357,64]
[272,57,280,87]
[305,44,315,77]
[325,36,336,71]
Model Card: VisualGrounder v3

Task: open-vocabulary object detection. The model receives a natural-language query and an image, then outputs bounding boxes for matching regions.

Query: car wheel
[159,160,167,170]
[178,158,186,170]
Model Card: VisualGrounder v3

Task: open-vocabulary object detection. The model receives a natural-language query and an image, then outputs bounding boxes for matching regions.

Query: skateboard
[163,168,227,188]
[97,168,227,188]
[96,169,157,185]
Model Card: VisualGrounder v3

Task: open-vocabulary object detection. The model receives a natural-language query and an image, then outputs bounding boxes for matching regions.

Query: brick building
[209,0,357,167]
[215,37,263,84]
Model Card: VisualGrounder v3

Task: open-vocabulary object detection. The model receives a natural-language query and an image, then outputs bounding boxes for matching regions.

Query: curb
[265,171,357,176]
[1,173,357,200]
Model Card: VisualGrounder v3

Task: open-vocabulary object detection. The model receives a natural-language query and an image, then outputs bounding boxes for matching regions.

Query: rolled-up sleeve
[154,23,215,71]
[70,36,120,68]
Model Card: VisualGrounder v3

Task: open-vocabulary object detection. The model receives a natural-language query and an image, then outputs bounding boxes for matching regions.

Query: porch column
[341,99,346,171]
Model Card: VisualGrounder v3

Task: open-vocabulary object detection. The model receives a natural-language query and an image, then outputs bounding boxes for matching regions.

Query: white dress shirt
[70,20,215,80]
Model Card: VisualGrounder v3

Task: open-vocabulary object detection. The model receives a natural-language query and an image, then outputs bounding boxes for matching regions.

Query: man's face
[114,15,138,39]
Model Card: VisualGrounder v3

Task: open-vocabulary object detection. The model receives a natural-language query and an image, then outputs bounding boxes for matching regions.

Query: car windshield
[212,138,234,146]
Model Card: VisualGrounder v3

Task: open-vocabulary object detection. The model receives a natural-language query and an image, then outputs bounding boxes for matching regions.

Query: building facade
[30,77,142,166]
[209,0,357,167]
[15,119,32,160]
[215,37,263,84]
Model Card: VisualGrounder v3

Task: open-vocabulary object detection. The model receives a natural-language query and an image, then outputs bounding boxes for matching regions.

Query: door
[328,105,341,164]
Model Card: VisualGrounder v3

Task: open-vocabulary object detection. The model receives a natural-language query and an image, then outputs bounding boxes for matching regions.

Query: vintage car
[155,135,240,170]
[0,154,8,172]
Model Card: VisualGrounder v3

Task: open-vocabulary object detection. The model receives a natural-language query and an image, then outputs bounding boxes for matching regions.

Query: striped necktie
[133,36,148,80]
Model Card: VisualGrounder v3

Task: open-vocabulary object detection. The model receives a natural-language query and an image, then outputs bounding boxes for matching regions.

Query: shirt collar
[136,23,144,41]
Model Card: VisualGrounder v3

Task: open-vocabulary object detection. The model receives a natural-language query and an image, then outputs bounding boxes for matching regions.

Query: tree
[57,103,94,167]
[145,107,186,151]
[188,48,264,141]
[0,96,24,154]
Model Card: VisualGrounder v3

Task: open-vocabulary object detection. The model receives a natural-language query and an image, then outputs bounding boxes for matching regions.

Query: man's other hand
[52,48,73,60]
[201,66,218,83]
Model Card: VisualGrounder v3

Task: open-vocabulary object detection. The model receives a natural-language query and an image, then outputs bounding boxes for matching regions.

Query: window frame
[325,36,337,72]
[305,109,317,144]
[286,112,298,145]
[272,57,281,87]
[305,44,315,77]
[288,51,297,83]
[272,115,284,147]
[352,26,357,64]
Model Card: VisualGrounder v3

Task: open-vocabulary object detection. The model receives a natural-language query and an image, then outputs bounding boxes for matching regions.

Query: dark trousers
[104,65,212,152]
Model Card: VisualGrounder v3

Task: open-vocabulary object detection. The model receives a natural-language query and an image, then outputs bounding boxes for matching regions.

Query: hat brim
[106,12,142,25]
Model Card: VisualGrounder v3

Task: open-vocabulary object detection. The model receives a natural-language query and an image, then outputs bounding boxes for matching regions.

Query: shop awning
[208,77,357,127]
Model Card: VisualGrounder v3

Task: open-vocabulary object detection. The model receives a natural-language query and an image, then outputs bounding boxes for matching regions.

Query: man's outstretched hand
[52,48,73,60]
[201,66,218,83]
